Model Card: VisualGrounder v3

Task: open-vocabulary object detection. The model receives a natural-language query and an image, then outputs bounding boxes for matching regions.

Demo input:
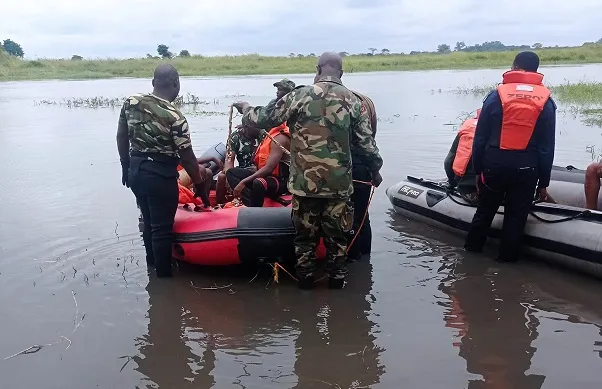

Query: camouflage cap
[273,78,296,92]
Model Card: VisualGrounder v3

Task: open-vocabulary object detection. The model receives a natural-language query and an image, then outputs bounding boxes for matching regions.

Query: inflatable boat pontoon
[387,166,602,278]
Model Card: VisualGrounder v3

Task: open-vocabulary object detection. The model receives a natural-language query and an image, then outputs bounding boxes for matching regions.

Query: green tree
[289,52,295,58]
[2,39,24,57]
[71,55,83,60]
[338,51,349,57]
[368,48,377,55]
[455,41,466,51]
[532,42,543,49]
[381,48,390,55]
[597,38,602,44]
[157,44,173,59]
[179,50,190,57]
[437,44,451,54]
[297,53,304,58]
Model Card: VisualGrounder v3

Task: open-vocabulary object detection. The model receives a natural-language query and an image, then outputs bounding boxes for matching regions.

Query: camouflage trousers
[291,195,354,280]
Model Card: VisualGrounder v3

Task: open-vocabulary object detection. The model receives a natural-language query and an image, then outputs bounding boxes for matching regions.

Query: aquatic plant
[33,93,216,109]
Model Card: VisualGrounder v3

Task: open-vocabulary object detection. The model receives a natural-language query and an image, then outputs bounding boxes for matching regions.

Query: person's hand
[233,182,246,198]
[538,187,548,202]
[212,157,223,171]
[247,165,257,173]
[120,159,129,188]
[233,101,250,114]
[194,181,211,207]
[371,172,383,187]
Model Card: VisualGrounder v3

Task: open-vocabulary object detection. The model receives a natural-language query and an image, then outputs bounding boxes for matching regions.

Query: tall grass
[2,45,602,81]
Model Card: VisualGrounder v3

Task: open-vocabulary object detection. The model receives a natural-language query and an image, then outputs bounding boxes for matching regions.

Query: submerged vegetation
[3,44,602,81]
[34,94,216,109]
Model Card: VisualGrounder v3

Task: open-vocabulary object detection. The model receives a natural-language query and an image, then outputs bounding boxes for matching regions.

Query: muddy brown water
[1,66,602,388]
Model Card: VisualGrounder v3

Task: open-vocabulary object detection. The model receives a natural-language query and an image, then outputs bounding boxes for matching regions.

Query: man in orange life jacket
[444,109,481,196]
[464,51,556,262]
[225,123,291,207]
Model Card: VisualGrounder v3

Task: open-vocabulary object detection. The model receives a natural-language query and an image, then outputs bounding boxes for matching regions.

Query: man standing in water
[233,52,383,289]
[347,91,382,261]
[117,64,207,277]
[465,51,556,262]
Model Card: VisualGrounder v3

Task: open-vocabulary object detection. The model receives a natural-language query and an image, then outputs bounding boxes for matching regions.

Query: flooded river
[1,65,602,388]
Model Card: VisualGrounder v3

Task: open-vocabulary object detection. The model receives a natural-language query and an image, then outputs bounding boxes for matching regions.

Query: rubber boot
[155,259,173,278]
[328,278,346,289]
[297,276,315,290]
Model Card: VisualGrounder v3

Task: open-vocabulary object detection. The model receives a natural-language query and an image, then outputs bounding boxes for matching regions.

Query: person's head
[315,52,343,82]
[512,51,540,72]
[152,64,180,101]
[237,124,261,139]
[273,79,296,100]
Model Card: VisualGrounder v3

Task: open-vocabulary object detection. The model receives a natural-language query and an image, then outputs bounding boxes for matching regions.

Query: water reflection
[135,260,383,388]
[440,258,545,388]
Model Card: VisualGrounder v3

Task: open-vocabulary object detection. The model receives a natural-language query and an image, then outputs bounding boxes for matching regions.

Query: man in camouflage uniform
[274,78,296,100]
[234,52,383,289]
[215,124,261,204]
[117,64,206,278]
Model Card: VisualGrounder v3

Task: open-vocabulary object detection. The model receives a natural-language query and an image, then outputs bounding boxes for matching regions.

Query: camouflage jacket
[228,129,260,169]
[119,93,191,157]
[351,91,378,169]
[242,76,383,198]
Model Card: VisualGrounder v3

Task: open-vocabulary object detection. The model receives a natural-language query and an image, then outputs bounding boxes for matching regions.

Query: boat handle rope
[444,187,592,224]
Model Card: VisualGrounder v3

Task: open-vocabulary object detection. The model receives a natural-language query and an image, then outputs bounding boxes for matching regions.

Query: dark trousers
[347,166,372,260]
[465,167,538,262]
[226,167,287,207]
[130,170,179,277]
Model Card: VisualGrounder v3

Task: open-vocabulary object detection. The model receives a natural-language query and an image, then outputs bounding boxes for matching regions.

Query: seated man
[177,155,223,206]
[215,124,262,204]
[585,161,602,210]
[444,109,481,196]
[226,124,291,207]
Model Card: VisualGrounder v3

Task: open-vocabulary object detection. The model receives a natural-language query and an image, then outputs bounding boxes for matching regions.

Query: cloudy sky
[2,0,601,59]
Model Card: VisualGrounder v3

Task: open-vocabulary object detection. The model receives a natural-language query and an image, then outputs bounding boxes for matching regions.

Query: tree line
[3,39,602,60]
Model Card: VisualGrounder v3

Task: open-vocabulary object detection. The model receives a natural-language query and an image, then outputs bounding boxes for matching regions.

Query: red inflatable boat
[139,143,326,266]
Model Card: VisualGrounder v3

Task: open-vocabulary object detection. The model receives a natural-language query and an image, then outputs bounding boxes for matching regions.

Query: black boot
[155,259,173,278]
[328,278,346,289]
[297,276,315,290]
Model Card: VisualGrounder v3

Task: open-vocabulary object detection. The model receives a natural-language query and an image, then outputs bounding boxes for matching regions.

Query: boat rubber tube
[173,206,326,266]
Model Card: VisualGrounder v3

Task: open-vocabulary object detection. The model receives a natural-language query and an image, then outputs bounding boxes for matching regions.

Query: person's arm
[536,98,557,188]
[238,89,301,130]
[196,155,223,170]
[239,135,289,184]
[117,103,130,186]
[351,102,383,176]
[224,135,238,171]
[472,92,495,175]
[444,134,460,182]
[170,116,202,185]
[116,104,130,165]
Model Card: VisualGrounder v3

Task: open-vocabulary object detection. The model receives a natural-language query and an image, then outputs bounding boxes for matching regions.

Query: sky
[2,0,601,59]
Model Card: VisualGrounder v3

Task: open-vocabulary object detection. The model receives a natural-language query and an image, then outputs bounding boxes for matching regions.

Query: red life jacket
[452,109,481,177]
[496,70,551,150]
[253,123,290,176]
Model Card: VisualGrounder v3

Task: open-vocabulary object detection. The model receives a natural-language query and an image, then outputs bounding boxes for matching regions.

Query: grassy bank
[2,45,602,81]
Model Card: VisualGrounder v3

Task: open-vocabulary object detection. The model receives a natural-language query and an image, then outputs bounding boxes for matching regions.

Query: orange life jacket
[253,123,290,176]
[496,70,551,150]
[452,110,481,177]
